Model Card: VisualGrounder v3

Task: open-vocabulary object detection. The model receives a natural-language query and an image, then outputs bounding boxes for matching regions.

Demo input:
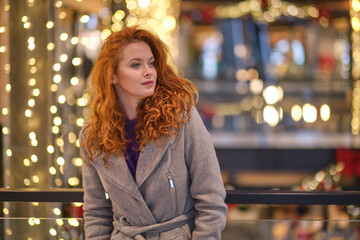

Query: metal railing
[1,188,360,205]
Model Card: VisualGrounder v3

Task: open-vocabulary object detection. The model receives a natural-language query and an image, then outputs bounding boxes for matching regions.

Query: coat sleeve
[80,128,114,240]
[184,107,228,240]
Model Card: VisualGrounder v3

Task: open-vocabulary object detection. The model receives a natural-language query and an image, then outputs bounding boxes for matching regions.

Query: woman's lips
[142,80,154,86]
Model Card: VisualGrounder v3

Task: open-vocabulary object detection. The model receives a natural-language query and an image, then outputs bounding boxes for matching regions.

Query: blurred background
[0,0,360,239]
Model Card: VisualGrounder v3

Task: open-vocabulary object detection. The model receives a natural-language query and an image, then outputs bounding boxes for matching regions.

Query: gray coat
[81,107,227,240]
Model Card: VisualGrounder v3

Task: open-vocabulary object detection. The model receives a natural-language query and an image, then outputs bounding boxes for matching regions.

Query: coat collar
[135,136,173,187]
[90,135,174,200]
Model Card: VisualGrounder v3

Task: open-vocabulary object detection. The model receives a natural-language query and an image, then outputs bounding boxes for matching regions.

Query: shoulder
[79,123,90,141]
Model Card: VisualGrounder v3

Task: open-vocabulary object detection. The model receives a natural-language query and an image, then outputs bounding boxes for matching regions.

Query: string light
[215,0,320,23]
[351,0,360,135]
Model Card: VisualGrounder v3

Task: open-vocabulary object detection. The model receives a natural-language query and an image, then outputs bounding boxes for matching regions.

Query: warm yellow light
[53,74,62,83]
[55,0,63,8]
[28,78,36,86]
[138,0,150,8]
[127,0,137,10]
[320,104,331,121]
[53,63,61,71]
[59,54,68,62]
[163,16,176,31]
[25,109,32,117]
[22,16,28,22]
[101,29,112,41]
[71,37,79,45]
[2,127,9,135]
[47,145,55,153]
[3,208,9,215]
[352,17,360,31]
[68,132,77,143]
[47,42,55,51]
[53,116,62,126]
[28,218,35,226]
[31,154,38,163]
[113,10,126,21]
[0,26,6,33]
[303,103,317,123]
[32,88,40,96]
[28,43,35,51]
[6,149,12,157]
[2,108,8,115]
[56,138,64,147]
[32,175,40,183]
[58,95,66,104]
[31,139,38,147]
[263,105,280,127]
[353,0,360,12]
[263,85,280,104]
[3,62,10,73]
[24,178,31,186]
[70,77,79,86]
[58,11,67,19]
[0,46,6,53]
[291,104,302,122]
[57,157,65,166]
[68,177,80,186]
[46,21,54,29]
[72,57,82,66]
[29,132,36,140]
[80,15,90,23]
[5,83,11,92]
[50,105,57,114]
[23,158,30,166]
[49,228,57,236]
[249,78,263,95]
[60,33,68,41]
[28,99,35,107]
[34,218,40,225]
[69,218,80,227]
[77,97,87,106]
[49,167,56,175]
[76,118,85,127]
[72,157,83,167]
[23,22,31,29]
[52,126,59,134]
[50,84,58,92]
[53,208,61,215]
[56,219,64,226]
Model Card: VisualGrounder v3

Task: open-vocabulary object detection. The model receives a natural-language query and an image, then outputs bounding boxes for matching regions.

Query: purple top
[124,119,140,179]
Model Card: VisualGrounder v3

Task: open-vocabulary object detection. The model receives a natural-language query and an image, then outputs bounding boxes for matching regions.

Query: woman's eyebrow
[128,56,154,63]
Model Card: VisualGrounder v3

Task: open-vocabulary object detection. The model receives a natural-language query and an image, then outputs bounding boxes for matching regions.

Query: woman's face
[112,41,157,107]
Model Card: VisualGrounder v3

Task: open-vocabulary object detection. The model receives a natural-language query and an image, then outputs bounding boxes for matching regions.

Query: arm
[80,129,114,239]
[185,107,228,240]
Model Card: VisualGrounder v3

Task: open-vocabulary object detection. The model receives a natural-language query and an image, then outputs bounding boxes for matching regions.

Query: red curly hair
[82,26,198,163]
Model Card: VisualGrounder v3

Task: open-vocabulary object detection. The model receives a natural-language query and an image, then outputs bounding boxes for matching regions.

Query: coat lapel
[91,153,143,201]
[136,136,174,187]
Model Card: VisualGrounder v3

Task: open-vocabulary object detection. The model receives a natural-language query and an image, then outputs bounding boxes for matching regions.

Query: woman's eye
[131,63,140,68]
[149,61,155,66]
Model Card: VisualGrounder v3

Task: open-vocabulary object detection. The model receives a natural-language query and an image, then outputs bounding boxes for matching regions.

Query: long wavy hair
[82,26,198,163]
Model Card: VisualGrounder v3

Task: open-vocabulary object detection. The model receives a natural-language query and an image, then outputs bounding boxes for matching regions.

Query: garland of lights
[351,0,360,135]
[215,0,320,23]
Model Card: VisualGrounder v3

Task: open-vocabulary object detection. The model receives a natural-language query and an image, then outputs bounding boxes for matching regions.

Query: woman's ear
[111,75,117,84]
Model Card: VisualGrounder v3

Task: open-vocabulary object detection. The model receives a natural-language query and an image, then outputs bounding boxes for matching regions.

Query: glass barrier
[222,219,360,240]
[0,217,359,240]
[0,217,84,239]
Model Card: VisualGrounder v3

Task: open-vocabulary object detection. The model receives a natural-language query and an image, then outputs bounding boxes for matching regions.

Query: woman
[80,26,227,240]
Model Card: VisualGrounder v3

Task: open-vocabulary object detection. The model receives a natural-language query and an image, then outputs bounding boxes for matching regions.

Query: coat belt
[114,208,197,239]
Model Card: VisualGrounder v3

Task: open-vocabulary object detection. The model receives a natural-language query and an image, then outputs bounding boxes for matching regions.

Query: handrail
[0,188,360,205]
